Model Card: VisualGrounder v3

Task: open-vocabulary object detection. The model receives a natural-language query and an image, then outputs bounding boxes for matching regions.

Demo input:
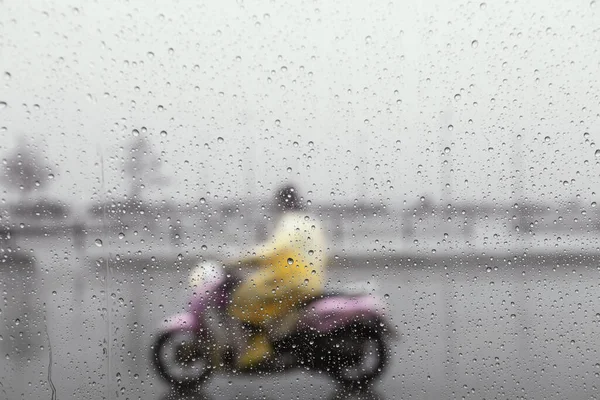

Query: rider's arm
[227,217,294,267]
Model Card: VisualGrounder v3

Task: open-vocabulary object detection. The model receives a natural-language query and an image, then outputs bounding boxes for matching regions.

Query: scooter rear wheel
[329,327,389,389]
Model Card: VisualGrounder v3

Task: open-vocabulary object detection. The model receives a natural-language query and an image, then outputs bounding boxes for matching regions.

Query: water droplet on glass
[471,40,479,49]
[199,197,206,204]
[544,136,550,142]
[132,129,139,137]
[160,130,167,137]
[3,72,10,80]
[118,232,125,239]
[0,101,7,109]
[447,125,454,131]
[95,239,103,247]
[287,167,292,173]
[584,132,590,139]
[454,94,461,101]
[595,149,600,157]
[480,2,487,9]
[287,258,294,265]
[168,48,174,55]
[217,137,224,143]
[48,173,54,179]
[444,147,451,154]
[201,245,207,251]
[147,52,155,59]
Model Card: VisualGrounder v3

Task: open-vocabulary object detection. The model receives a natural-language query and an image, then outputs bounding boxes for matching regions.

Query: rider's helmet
[275,184,303,212]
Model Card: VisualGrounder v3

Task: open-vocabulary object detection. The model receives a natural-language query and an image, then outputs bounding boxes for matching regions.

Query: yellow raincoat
[229,211,328,326]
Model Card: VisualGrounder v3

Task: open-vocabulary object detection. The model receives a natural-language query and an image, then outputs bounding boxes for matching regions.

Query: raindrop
[287,258,294,265]
[3,72,10,80]
[168,48,174,55]
[118,233,125,239]
[471,40,479,49]
[147,52,155,59]
[287,167,292,173]
[544,136,550,142]
[444,147,451,154]
[0,101,7,109]
[454,94,461,101]
[160,130,167,137]
[447,125,454,131]
[48,173,54,179]
[217,137,224,143]
[199,197,206,204]
[132,129,139,137]
[95,239,103,247]
[480,2,487,9]
[595,149,600,157]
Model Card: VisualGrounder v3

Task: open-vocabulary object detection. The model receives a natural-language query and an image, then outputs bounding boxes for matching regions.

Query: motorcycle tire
[152,331,213,388]
[329,325,389,389]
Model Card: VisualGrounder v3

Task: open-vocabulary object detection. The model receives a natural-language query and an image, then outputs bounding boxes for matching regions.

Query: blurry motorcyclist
[227,184,328,368]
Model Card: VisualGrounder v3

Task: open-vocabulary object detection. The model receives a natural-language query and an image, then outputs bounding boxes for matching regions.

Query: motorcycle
[151,261,397,389]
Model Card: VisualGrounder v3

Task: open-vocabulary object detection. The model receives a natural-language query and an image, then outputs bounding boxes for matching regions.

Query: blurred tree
[124,135,169,198]
[1,137,51,197]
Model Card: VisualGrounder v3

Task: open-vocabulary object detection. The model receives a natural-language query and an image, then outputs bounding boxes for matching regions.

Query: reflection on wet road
[159,385,385,400]
[2,245,600,399]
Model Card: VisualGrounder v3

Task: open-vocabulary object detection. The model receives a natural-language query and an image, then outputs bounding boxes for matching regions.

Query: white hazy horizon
[1,0,599,208]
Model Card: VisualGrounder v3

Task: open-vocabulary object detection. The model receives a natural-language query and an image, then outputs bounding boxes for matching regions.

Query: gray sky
[1,0,600,208]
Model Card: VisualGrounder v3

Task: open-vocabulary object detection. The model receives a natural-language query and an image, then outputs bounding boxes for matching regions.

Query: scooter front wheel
[152,330,214,388]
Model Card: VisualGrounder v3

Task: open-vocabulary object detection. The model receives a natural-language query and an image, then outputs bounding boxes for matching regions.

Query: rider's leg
[229,274,278,368]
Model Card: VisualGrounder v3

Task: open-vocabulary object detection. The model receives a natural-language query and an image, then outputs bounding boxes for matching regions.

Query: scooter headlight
[189,260,225,288]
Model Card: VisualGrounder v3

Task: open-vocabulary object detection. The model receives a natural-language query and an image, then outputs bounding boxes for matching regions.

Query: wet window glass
[1,1,599,399]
